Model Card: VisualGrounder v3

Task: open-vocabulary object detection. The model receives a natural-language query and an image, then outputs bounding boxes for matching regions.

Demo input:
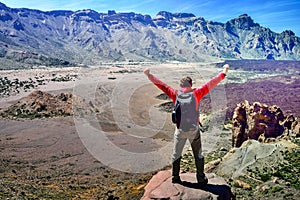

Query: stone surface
[142,170,233,200]
[215,139,297,179]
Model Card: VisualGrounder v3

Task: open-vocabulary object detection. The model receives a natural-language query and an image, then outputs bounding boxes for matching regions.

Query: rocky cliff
[0,3,300,68]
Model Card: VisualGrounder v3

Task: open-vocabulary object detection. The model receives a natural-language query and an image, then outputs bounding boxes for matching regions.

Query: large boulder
[142,170,233,200]
[215,139,297,179]
[232,100,288,147]
[209,139,300,200]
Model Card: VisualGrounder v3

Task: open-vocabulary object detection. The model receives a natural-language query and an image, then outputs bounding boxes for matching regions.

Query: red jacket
[148,72,226,110]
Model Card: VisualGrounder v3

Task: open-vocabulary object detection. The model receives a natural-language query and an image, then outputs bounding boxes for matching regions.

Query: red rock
[232,100,287,147]
[142,170,233,200]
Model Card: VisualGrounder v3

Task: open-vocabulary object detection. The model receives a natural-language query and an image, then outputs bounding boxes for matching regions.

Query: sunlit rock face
[0,3,300,67]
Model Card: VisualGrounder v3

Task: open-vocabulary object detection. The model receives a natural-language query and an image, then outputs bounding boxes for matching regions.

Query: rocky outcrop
[0,90,74,118]
[232,100,298,147]
[210,139,300,199]
[142,170,233,200]
[215,139,297,178]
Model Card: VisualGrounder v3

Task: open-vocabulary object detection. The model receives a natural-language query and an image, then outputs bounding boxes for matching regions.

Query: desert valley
[1,60,299,199]
[0,2,300,200]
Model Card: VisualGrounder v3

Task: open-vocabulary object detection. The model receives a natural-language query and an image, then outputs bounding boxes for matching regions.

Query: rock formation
[232,100,299,147]
[142,170,233,200]
[0,90,74,118]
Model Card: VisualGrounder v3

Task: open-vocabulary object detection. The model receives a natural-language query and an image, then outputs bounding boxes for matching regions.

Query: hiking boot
[172,175,182,184]
[195,157,208,187]
[197,174,208,187]
[172,157,182,184]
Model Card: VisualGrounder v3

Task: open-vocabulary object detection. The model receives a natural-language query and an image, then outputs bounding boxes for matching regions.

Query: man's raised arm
[194,64,230,98]
[144,68,177,102]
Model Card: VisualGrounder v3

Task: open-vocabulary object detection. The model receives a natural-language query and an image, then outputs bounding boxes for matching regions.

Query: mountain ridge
[0,2,299,68]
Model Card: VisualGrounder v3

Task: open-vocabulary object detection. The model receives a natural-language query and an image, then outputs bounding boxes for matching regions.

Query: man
[144,64,229,186]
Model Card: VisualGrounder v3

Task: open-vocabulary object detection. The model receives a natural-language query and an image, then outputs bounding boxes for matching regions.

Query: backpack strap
[176,90,197,109]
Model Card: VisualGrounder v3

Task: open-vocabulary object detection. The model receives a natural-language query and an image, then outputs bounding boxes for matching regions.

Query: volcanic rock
[214,139,298,180]
[232,100,287,147]
[142,170,233,200]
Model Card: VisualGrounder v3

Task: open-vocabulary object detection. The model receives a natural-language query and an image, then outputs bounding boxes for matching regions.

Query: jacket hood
[180,87,193,93]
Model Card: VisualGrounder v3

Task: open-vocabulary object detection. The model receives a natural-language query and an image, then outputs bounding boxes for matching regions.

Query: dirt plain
[0,61,299,199]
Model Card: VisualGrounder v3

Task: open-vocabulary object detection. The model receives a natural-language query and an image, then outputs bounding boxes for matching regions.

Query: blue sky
[1,0,300,36]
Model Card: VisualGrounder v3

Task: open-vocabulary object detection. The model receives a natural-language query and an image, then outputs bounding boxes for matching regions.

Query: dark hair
[180,76,192,88]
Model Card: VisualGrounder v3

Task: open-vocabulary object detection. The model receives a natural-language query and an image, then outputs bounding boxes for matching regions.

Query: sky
[1,0,300,36]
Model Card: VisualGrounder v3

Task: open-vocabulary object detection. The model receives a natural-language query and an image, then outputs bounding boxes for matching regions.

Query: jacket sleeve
[148,74,177,102]
[194,72,226,100]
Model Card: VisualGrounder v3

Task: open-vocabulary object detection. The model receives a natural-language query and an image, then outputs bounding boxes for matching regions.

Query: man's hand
[144,68,151,76]
[223,64,230,74]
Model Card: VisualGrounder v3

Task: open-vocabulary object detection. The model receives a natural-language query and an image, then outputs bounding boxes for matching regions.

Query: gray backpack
[172,91,199,131]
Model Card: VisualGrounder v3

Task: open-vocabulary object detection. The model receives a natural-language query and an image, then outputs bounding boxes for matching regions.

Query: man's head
[180,76,192,88]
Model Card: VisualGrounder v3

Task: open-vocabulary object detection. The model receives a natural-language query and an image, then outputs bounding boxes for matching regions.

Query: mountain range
[0,2,299,68]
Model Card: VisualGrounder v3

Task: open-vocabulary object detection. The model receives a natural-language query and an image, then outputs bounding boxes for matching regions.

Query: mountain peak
[227,13,259,30]
[155,11,173,20]
[281,30,295,36]
[0,2,8,10]
[155,11,196,20]
[238,14,250,18]
[172,12,196,18]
